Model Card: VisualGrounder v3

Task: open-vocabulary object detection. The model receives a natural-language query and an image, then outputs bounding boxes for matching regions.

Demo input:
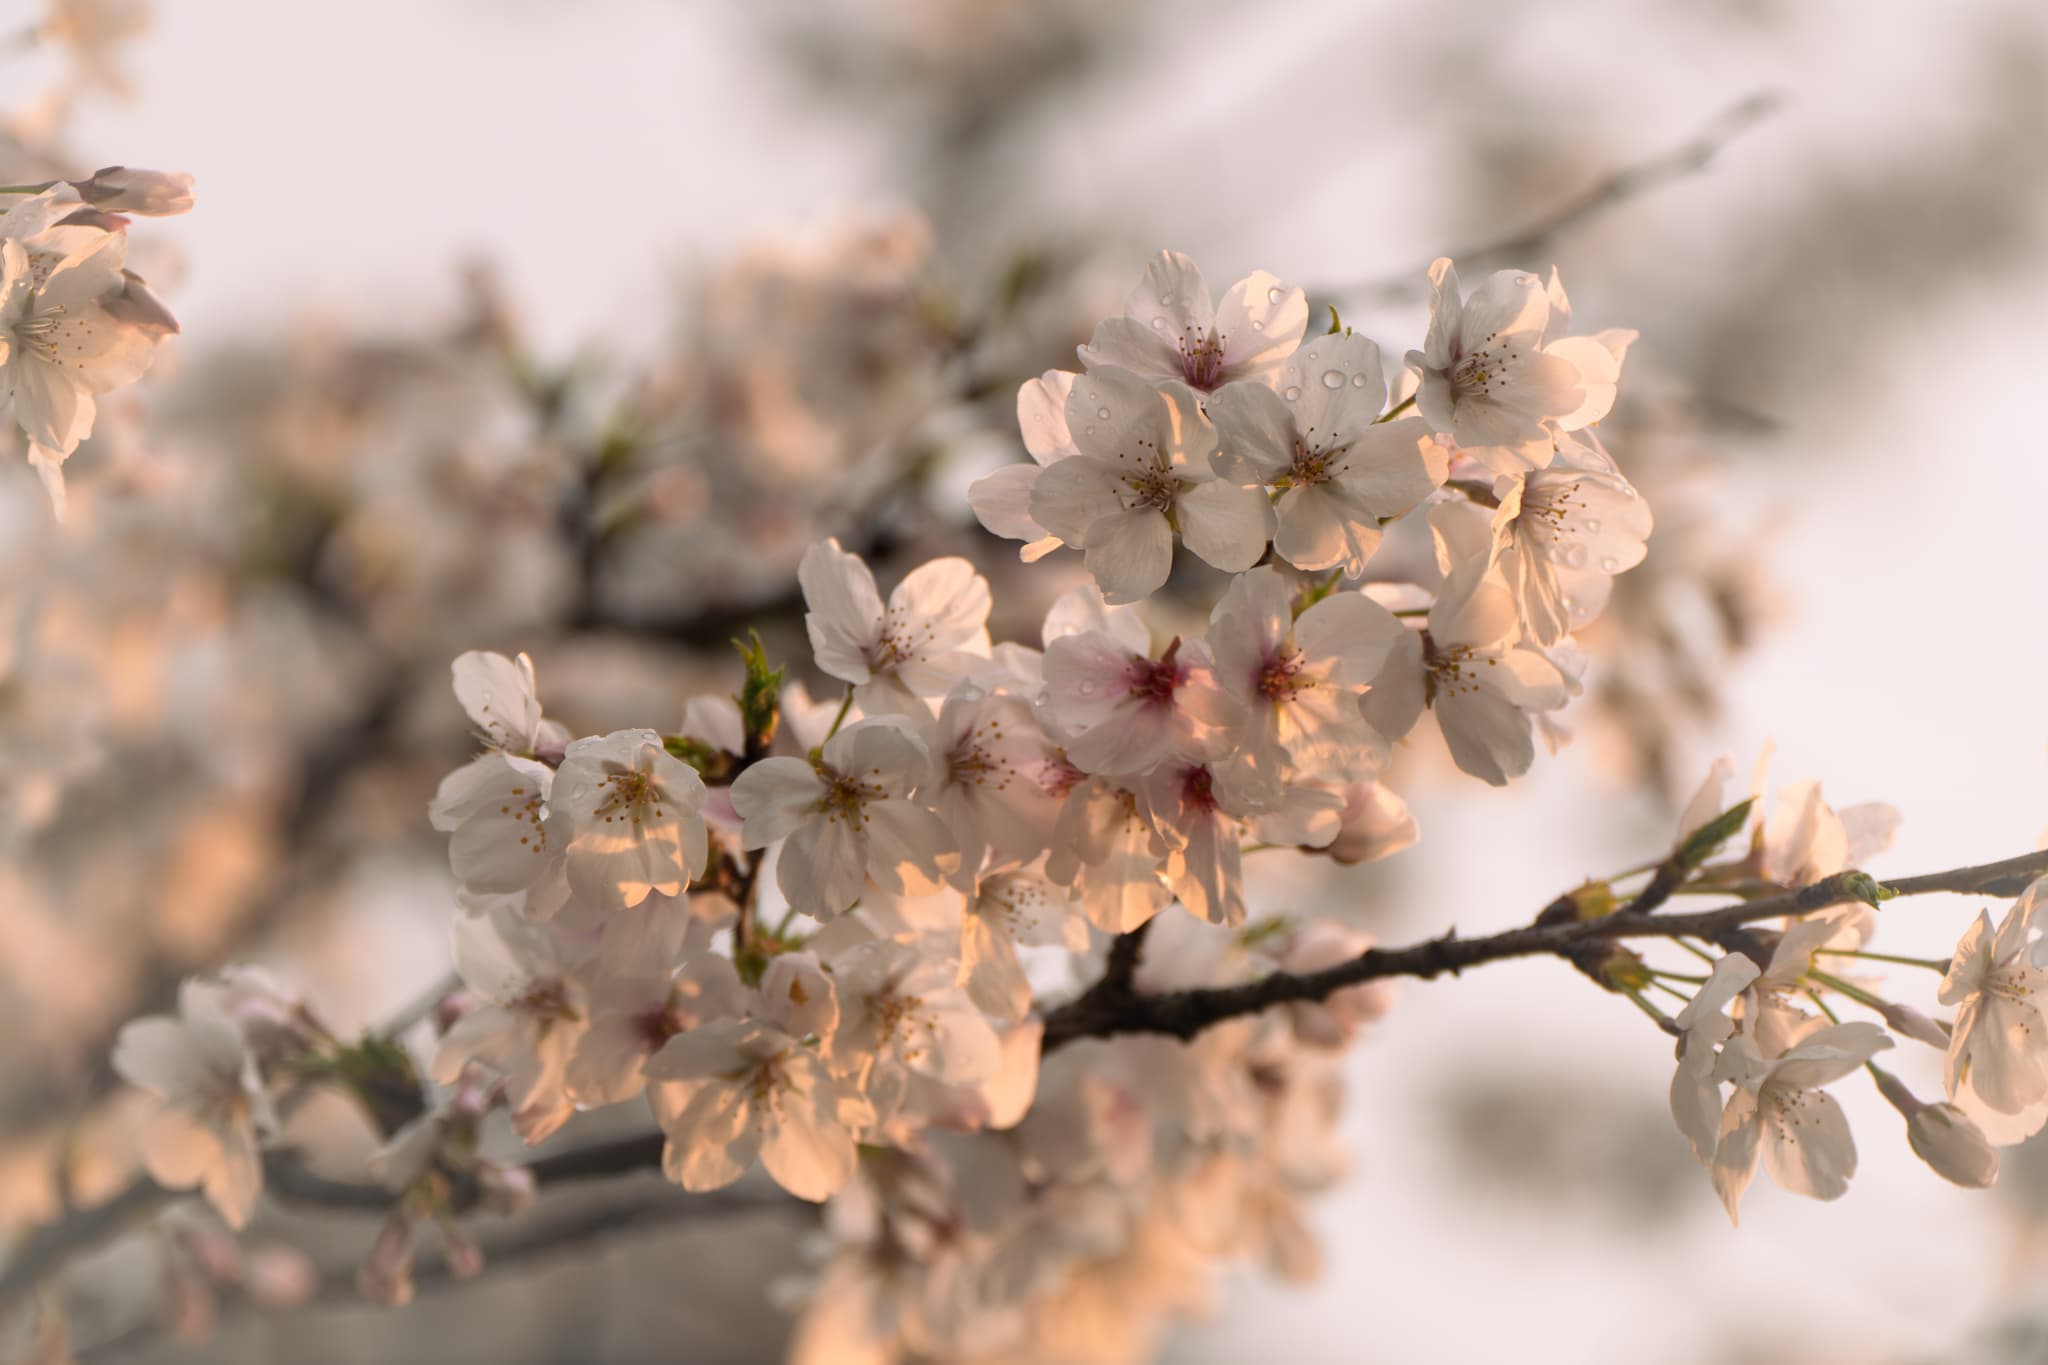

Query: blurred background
[5,0,2048,1360]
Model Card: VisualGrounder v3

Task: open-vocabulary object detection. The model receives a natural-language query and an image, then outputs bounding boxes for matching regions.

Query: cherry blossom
[545,728,710,911]
[1077,249,1307,395]
[1708,1019,1893,1223]
[431,908,587,1143]
[112,979,275,1228]
[1027,365,1270,603]
[1208,334,1447,574]
[1205,566,1402,797]
[730,718,954,919]
[801,538,993,713]
[1406,258,1586,475]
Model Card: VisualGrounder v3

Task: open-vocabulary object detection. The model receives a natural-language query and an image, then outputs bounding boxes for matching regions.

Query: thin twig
[1336,91,1783,305]
[1038,848,2048,1051]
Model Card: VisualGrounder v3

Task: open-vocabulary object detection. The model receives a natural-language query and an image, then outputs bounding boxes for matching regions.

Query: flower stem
[1375,394,1417,424]
[823,685,855,741]
[1821,948,1951,973]
[1806,968,1887,1011]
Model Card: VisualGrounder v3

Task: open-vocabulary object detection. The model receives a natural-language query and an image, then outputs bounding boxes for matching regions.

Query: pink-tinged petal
[1017,370,1080,463]
[1419,259,1462,369]
[663,1081,759,1192]
[760,1095,857,1202]
[1115,250,1215,346]
[1294,590,1404,686]
[1436,686,1536,787]
[1457,268,1550,348]
[1710,1089,1762,1226]
[1082,505,1174,605]
[800,538,885,685]
[1064,365,1178,467]
[1760,1089,1858,1201]
[780,814,868,919]
[1360,632,1426,744]
[450,651,543,751]
[969,464,1053,547]
[1214,271,1309,382]
[1278,333,1386,445]
[1077,316,1181,385]
[1028,454,1123,547]
[729,758,825,849]
[1206,378,1296,484]
[1332,416,1448,517]
[1175,479,1271,573]
[1272,482,1381,576]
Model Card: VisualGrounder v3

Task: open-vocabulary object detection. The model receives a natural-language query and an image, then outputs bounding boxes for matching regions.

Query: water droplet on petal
[1321,370,1345,389]
[1097,406,1112,420]
[1600,556,1619,572]
[1084,426,1096,436]
[1251,320,1264,331]
[1563,543,1589,569]
[1078,680,1099,697]
[1160,293,1174,306]
[1283,386,1303,401]
[1150,317,1167,331]
[1350,373,1370,388]
[1268,286,1283,304]
[1584,518,1601,532]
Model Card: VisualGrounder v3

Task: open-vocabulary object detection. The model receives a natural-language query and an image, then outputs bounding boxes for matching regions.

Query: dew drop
[1283,386,1303,401]
[1084,426,1096,436]
[1150,317,1167,331]
[1563,543,1589,569]
[1584,518,1601,532]
[1097,406,1112,420]
[1600,556,1619,572]
[1077,681,1099,697]
[1160,293,1174,306]
[1350,373,1370,388]
[1268,286,1284,304]
[1251,320,1264,331]
[1321,370,1345,390]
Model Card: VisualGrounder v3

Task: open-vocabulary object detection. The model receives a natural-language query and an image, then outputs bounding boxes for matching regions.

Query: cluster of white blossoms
[98,249,2048,1362]
[0,168,191,516]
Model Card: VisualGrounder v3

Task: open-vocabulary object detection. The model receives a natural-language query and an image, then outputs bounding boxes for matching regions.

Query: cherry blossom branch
[1338,90,1783,305]
[1038,847,2048,1051]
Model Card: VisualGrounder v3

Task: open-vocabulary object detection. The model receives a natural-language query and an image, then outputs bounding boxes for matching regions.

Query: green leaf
[732,631,785,757]
[1678,798,1754,870]
[1838,870,1896,909]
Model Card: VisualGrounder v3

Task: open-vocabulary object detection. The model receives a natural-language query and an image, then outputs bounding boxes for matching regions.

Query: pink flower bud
[439,1220,485,1280]
[476,1161,537,1217]
[357,1214,417,1307]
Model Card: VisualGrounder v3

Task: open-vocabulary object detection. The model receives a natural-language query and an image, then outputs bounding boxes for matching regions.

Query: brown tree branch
[1039,848,2048,1051]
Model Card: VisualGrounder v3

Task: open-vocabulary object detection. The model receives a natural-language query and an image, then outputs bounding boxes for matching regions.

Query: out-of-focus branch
[1038,847,2048,1051]
[0,1132,679,1316]
[1337,90,1783,304]
[78,1183,804,1364]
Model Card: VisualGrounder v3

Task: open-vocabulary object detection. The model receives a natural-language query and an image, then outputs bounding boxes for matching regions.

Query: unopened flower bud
[356,1214,417,1307]
[72,166,195,216]
[1909,1105,1999,1188]
[475,1160,536,1218]
[1871,1066,1998,1188]
[1876,1001,1950,1050]
[1322,782,1417,866]
[440,1220,486,1281]
[241,1245,318,1309]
